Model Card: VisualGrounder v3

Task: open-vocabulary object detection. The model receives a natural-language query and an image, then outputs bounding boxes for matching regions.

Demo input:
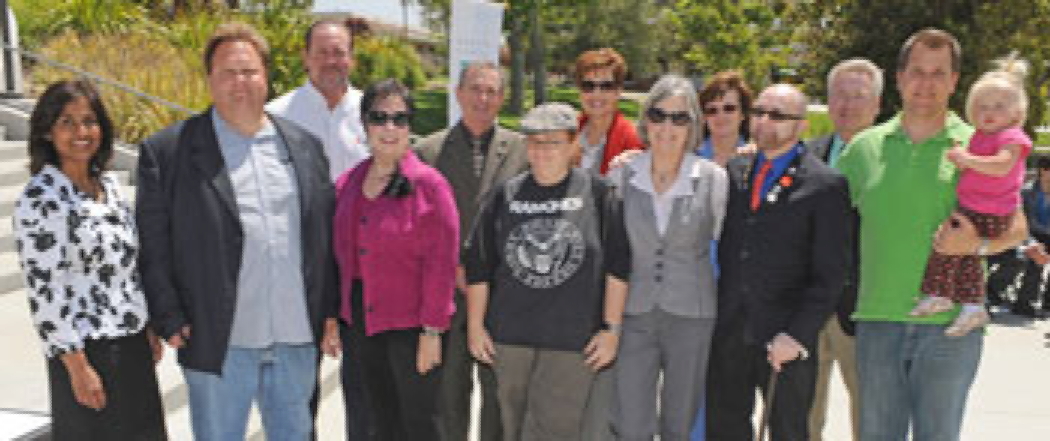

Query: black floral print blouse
[13,165,148,358]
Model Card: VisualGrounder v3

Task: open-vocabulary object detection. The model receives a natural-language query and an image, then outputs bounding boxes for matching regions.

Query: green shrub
[14,0,433,142]
[351,37,428,90]
[11,0,151,48]
[30,32,209,144]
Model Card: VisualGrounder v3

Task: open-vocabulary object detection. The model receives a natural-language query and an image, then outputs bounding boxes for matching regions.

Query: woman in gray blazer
[609,75,728,441]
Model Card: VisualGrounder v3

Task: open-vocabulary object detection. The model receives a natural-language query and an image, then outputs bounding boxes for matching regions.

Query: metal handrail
[1,43,196,115]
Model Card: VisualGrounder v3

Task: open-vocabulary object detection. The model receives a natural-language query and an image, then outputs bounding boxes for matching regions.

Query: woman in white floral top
[13,80,166,440]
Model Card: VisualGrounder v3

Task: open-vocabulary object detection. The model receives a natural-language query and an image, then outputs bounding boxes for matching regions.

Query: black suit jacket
[805,134,860,336]
[717,148,852,350]
[136,110,339,374]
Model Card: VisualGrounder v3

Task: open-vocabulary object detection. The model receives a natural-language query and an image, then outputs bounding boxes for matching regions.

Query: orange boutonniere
[779,176,794,187]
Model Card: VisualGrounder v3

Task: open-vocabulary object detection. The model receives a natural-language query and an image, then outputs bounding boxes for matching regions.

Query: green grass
[803,110,833,140]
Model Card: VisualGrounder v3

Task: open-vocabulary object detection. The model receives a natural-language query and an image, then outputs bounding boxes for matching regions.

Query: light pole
[0,0,20,98]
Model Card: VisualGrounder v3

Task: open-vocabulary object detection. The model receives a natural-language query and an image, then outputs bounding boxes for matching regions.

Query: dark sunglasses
[645,108,692,126]
[365,110,412,127]
[579,80,619,93]
[749,107,804,122]
[703,104,740,115]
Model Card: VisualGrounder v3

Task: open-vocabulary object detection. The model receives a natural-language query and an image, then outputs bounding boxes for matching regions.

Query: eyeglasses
[365,111,412,127]
[749,107,804,121]
[703,104,740,115]
[645,108,692,126]
[579,80,618,93]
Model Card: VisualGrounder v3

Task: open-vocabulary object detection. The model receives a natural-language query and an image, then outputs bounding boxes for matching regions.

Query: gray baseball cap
[519,102,579,134]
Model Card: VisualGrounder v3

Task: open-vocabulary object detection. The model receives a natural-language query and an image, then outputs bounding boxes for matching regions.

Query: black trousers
[987,233,1050,309]
[706,317,817,441]
[340,320,374,440]
[987,250,1021,305]
[348,284,443,441]
[47,331,167,440]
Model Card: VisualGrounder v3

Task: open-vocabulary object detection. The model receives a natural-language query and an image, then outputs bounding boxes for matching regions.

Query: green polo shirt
[837,112,975,323]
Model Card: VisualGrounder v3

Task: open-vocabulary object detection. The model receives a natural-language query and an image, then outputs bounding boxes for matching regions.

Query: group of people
[12,17,1039,441]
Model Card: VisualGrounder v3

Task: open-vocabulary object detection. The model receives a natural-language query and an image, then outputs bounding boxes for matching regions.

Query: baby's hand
[946,141,967,168]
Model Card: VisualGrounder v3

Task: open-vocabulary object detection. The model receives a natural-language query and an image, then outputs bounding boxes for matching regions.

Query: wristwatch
[421,327,443,337]
[599,321,622,336]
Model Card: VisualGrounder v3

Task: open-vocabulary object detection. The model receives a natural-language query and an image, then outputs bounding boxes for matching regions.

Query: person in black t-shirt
[463,103,631,441]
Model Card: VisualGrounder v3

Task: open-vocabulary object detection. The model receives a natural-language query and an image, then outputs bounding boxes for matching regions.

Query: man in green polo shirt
[837,28,1028,441]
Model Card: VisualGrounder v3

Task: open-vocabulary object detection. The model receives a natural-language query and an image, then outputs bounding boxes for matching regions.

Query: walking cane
[755,369,779,441]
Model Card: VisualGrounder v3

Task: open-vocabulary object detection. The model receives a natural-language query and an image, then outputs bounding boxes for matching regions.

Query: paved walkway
[2,307,1048,440]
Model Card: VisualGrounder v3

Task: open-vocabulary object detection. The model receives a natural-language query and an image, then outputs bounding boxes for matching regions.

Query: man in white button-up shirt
[266,19,370,440]
[268,20,367,182]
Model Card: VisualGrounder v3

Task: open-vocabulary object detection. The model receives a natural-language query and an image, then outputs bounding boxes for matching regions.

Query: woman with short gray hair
[610,74,728,441]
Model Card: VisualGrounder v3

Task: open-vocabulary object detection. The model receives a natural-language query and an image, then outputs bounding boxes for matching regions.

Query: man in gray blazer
[415,61,528,441]
[136,23,340,440]
[805,57,882,441]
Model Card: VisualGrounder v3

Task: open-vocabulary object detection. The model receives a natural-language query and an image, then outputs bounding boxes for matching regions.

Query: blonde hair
[965,52,1030,126]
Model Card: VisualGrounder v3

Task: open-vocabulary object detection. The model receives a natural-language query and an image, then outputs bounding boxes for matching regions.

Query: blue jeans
[856,322,982,441]
[183,344,318,441]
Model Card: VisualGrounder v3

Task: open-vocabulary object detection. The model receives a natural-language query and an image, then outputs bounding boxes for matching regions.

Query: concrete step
[0,283,348,440]
[0,140,26,162]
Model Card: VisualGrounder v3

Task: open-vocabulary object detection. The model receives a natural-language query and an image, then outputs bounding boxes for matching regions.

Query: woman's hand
[321,318,342,358]
[146,328,164,364]
[62,352,106,411]
[467,325,496,365]
[583,330,619,371]
[416,334,442,375]
[608,149,643,171]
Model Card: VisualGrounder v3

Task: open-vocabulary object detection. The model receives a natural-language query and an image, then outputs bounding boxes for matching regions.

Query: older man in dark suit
[415,61,528,441]
[136,23,339,440]
[706,84,851,441]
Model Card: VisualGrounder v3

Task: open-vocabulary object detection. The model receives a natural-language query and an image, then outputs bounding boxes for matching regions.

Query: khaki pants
[493,344,596,441]
[808,317,860,441]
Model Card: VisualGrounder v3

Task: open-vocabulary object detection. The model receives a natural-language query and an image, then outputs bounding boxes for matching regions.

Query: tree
[791,0,1050,131]
[670,0,794,90]
[547,0,671,82]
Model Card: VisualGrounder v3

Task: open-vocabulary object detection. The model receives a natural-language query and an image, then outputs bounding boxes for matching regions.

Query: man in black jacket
[706,84,851,441]
[136,23,340,440]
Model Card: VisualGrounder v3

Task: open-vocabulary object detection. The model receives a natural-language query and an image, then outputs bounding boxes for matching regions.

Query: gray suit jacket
[612,153,728,319]
[415,123,528,206]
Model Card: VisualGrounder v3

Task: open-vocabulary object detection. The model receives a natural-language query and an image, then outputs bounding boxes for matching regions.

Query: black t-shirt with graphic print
[464,169,630,352]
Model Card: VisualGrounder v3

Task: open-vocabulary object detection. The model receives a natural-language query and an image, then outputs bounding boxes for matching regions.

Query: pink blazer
[333,151,459,335]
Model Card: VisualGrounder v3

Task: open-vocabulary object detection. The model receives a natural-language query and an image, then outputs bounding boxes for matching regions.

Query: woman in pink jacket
[333,78,459,441]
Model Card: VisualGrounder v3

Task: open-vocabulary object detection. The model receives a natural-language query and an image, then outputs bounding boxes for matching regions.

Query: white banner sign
[448,0,504,125]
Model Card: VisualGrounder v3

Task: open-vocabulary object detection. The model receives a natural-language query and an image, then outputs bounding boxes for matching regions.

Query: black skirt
[47,330,167,440]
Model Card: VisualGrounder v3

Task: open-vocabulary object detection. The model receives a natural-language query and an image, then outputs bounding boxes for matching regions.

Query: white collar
[302,80,360,111]
[628,151,698,197]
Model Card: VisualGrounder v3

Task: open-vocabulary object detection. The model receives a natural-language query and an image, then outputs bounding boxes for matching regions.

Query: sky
[312,0,426,29]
